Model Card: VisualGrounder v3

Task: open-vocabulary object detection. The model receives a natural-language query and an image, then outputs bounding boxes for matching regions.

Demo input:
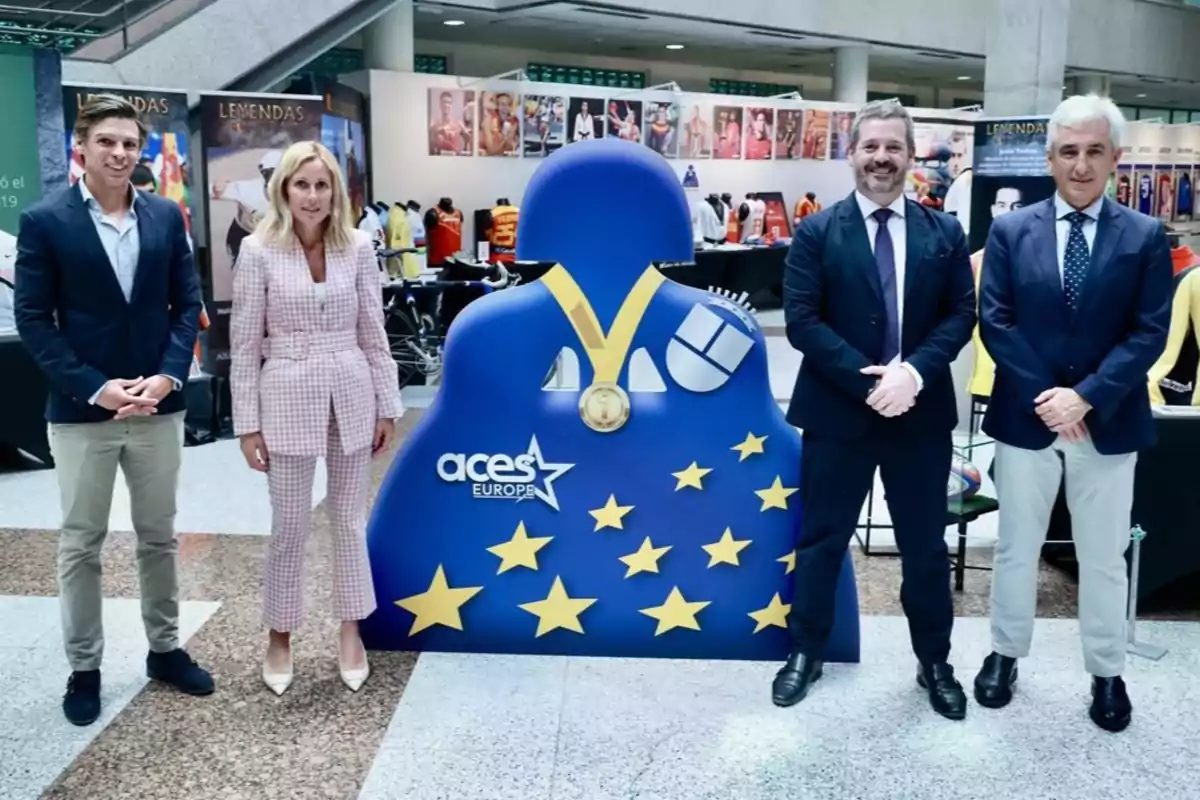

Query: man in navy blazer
[14,95,213,727]
[976,94,1172,733]
[772,100,976,720]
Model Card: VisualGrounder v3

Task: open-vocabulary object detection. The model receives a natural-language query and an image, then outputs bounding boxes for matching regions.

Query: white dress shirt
[855,191,923,390]
[1054,193,1103,285]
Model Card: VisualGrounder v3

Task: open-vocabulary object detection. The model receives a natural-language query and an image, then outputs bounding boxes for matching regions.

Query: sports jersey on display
[488,204,520,263]
[1138,173,1153,215]
[429,206,464,266]
[1178,172,1194,218]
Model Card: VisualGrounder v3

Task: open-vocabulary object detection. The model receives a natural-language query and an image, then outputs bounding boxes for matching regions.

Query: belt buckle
[288,332,311,360]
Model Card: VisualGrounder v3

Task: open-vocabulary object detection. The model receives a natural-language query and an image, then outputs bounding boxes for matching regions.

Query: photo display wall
[1114,121,1200,224]
[423,85,966,166]
[374,71,979,246]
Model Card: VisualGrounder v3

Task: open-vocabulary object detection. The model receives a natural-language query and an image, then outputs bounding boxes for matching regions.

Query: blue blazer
[14,182,202,424]
[783,193,976,440]
[979,196,1172,455]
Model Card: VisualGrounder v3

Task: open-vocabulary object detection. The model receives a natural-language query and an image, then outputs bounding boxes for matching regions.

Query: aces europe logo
[435,435,575,510]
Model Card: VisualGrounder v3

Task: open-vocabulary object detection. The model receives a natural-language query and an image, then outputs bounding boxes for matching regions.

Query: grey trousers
[990,436,1136,677]
[50,411,185,671]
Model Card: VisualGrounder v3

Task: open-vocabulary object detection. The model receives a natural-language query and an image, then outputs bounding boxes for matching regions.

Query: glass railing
[0,0,215,59]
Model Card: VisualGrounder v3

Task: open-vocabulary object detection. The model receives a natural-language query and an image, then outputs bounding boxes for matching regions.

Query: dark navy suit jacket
[979,196,1172,455]
[14,182,202,424]
[783,192,976,440]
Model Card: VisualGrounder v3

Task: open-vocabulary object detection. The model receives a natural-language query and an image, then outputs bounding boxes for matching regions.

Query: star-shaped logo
[522,435,575,511]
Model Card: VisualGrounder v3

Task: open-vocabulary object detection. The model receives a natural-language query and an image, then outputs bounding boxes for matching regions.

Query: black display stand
[0,334,52,467]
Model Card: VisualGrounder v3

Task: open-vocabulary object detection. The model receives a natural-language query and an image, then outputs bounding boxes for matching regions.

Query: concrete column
[1075,73,1112,96]
[363,1,414,73]
[983,0,1069,116]
[832,46,869,105]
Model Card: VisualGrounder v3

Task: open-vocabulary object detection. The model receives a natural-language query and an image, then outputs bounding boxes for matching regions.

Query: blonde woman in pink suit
[229,141,401,696]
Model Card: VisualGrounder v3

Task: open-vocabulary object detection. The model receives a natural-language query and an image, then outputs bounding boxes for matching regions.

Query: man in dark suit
[976,94,1172,733]
[15,95,213,727]
[772,99,976,720]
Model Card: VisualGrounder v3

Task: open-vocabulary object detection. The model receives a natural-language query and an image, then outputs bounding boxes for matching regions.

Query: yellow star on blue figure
[702,528,751,567]
[756,476,797,511]
[732,432,767,461]
[486,521,553,574]
[590,494,634,531]
[672,462,712,491]
[748,593,791,634]
[640,587,710,635]
[518,576,597,637]
[619,537,672,577]
[394,565,484,636]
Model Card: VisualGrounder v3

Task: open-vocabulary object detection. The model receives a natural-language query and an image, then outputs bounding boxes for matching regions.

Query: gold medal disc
[579,383,630,433]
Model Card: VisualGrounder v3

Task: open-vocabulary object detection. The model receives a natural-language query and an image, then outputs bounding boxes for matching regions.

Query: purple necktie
[872,207,900,363]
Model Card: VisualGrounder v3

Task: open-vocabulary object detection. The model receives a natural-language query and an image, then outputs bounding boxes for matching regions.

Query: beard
[857,162,903,193]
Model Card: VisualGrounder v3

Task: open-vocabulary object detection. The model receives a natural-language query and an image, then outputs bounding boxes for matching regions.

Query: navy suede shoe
[147,648,214,696]
[63,670,101,726]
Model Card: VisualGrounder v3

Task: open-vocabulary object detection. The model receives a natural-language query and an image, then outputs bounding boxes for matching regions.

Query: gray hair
[849,99,916,154]
[1046,93,1126,153]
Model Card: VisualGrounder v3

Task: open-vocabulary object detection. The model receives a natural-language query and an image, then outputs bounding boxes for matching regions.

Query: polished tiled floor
[0,309,1193,800]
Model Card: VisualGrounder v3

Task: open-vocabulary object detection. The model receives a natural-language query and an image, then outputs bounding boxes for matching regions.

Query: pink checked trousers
[263,414,377,632]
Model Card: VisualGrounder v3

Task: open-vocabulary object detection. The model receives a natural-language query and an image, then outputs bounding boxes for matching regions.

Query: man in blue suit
[773,100,976,719]
[976,94,1172,733]
[15,95,213,727]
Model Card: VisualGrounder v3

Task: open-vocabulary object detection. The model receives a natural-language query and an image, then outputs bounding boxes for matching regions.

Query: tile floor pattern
[3,424,1188,799]
[1,313,1197,799]
[361,618,1200,800]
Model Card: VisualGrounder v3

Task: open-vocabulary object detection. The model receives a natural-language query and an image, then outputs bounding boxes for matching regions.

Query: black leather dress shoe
[147,648,215,696]
[63,670,101,726]
[973,652,1018,709]
[772,651,823,707]
[917,662,967,720]
[1090,676,1132,733]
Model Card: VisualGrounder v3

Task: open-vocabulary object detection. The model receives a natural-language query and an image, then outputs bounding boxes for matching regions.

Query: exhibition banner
[321,81,369,223]
[968,116,1053,252]
[63,85,193,234]
[200,91,322,374]
[0,44,66,335]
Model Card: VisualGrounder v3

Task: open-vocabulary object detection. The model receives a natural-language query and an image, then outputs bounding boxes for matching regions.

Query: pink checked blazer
[229,229,402,457]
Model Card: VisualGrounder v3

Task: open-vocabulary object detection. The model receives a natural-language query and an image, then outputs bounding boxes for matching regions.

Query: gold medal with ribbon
[540,264,665,433]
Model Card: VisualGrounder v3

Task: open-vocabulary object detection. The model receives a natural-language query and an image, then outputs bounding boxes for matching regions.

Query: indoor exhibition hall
[3,0,1200,798]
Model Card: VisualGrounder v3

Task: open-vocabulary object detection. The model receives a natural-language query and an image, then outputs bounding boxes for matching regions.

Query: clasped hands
[860,363,917,418]
[95,375,174,420]
[1034,387,1091,443]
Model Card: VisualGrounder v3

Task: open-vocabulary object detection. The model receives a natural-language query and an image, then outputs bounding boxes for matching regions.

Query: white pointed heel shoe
[262,648,294,696]
[339,640,370,692]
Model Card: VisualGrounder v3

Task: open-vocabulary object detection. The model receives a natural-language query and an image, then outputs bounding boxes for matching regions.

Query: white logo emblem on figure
[666,303,755,392]
[436,435,575,510]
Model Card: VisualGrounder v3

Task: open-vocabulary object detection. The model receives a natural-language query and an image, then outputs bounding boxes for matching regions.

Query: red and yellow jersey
[725,207,739,243]
[429,208,463,266]
[487,205,519,263]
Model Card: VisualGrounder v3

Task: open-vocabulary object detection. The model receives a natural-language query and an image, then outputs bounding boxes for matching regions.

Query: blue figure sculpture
[362,139,860,662]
